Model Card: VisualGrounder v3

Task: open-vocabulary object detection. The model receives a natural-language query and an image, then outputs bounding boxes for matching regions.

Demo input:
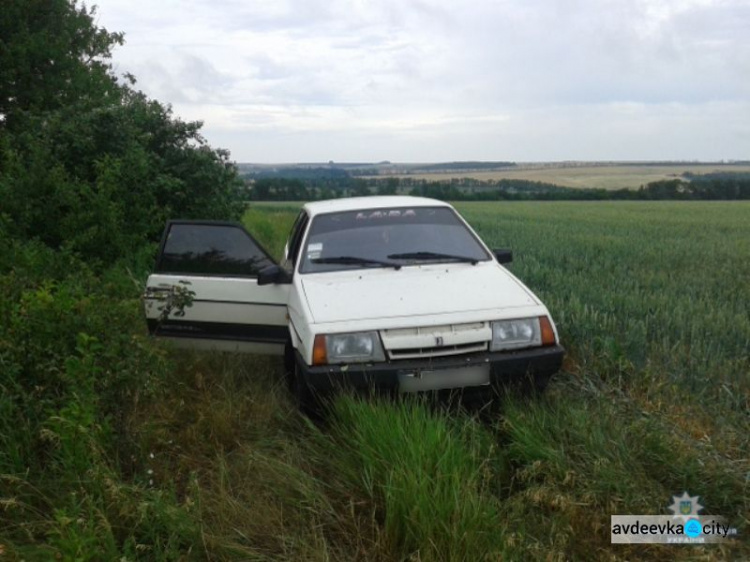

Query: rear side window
[156,223,274,276]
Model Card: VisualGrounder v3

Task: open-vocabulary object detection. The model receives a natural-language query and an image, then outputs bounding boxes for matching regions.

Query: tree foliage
[0,2,243,554]
[0,0,245,268]
[0,0,124,132]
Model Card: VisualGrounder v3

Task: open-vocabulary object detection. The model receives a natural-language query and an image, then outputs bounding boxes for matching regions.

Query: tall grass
[130,352,390,561]
[242,205,299,260]
[494,390,746,560]
[4,201,747,559]
[322,397,503,560]
[228,201,748,560]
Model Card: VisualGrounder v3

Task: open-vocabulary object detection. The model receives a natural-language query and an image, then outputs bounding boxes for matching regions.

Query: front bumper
[295,344,564,395]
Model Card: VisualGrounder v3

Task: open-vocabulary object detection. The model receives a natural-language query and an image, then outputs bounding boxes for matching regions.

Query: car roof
[302,196,451,217]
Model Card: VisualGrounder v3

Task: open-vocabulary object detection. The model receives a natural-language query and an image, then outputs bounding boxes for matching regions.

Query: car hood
[300,263,539,324]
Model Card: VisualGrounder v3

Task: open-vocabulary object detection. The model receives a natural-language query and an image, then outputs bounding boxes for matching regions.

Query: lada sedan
[144,196,564,411]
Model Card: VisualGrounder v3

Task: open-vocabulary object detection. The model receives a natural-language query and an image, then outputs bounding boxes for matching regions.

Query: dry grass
[375,164,750,190]
[130,351,391,561]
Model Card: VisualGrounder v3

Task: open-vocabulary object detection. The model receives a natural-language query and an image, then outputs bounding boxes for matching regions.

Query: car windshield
[299,206,491,273]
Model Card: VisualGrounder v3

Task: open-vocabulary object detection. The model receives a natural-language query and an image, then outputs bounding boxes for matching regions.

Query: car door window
[156,222,274,276]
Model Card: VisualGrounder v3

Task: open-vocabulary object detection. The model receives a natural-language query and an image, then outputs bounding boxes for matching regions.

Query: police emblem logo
[668,492,703,522]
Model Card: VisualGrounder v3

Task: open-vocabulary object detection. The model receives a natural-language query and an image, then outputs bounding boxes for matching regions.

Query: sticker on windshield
[355,209,416,220]
[307,242,323,260]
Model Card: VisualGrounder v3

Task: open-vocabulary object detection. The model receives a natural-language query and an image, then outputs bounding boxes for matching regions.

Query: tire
[283,343,296,392]
[531,372,552,395]
[291,360,323,419]
[491,372,551,403]
[513,372,552,399]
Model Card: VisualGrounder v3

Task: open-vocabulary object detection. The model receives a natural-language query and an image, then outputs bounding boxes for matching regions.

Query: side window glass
[287,212,309,266]
[157,223,274,276]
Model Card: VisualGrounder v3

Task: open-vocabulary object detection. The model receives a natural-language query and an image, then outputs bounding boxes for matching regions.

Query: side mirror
[492,249,513,264]
[258,264,292,286]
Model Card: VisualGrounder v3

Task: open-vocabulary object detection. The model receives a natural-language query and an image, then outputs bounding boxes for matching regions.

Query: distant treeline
[245,167,352,181]
[246,173,750,201]
[408,161,516,172]
[241,161,518,180]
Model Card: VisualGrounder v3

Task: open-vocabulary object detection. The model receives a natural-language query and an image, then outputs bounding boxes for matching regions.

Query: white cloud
[94,0,750,161]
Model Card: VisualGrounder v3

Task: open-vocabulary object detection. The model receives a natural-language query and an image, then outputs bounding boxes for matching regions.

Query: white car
[144,196,564,410]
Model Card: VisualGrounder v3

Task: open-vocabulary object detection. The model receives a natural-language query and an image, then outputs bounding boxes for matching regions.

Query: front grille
[381,321,491,360]
[388,341,488,360]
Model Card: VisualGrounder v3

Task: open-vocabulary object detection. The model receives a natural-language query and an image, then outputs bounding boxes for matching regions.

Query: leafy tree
[0,0,124,132]
[352,179,371,197]
[0,1,245,267]
[1,92,244,266]
[377,177,399,195]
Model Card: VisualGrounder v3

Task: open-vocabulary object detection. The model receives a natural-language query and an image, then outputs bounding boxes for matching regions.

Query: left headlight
[491,317,551,351]
[313,331,386,365]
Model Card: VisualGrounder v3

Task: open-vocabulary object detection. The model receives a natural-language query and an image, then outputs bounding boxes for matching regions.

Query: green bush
[1,94,245,269]
[0,241,199,557]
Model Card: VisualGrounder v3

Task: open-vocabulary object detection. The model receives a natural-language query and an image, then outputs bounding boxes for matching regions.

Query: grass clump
[323,397,504,561]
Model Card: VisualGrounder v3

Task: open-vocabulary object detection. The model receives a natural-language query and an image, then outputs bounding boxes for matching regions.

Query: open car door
[144,220,290,355]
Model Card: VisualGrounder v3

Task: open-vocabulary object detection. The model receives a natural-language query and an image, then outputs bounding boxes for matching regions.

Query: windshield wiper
[311,256,402,270]
[387,251,480,265]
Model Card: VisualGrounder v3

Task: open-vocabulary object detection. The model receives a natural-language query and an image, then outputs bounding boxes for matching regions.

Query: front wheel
[290,360,323,419]
[495,372,552,399]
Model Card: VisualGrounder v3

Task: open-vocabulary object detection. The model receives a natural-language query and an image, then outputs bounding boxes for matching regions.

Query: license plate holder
[397,364,490,393]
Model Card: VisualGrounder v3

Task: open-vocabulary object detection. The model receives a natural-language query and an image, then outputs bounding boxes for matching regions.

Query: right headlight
[491,316,556,351]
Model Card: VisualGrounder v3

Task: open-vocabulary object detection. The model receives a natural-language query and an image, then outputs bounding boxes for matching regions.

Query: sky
[94,0,750,163]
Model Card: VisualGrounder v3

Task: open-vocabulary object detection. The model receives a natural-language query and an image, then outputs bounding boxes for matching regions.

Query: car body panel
[300,262,538,324]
